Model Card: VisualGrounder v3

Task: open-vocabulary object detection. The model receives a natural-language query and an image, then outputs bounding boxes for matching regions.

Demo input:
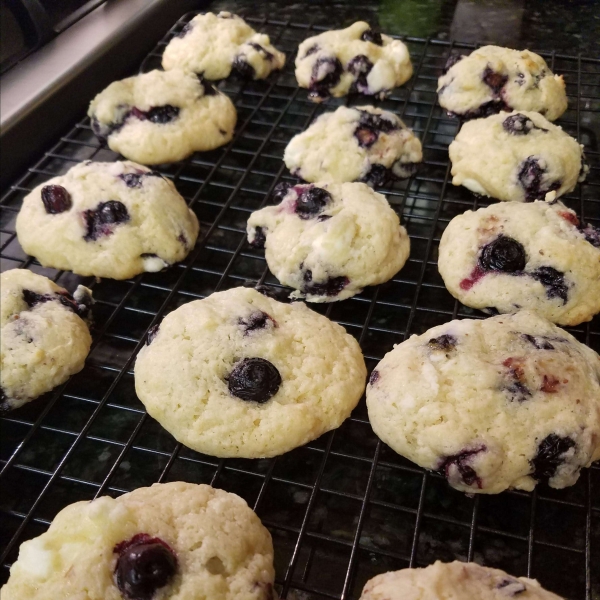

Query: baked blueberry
[232,56,256,78]
[114,534,177,600]
[272,182,292,202]
[239,311,275,334]
[295,187,332,219]
[360,29,383,45]
[530,267,568,303]
[428,334,457,352]
[502,113,536,135]
[251,284,291,303]
[146,105,180,124]
[227,357,282,403]
[482,66,508,95]
[531,433,575,482]
[439,446,485,488]
[348,54,374,94]
[308,57,343,99]
[303,44,319,58]
[41,185,72,214]
[479,236,526,273]
[146,324,160,345]
[197,75,218,95]
[176,22,193,38]
[250,226,267,249]
[248,42,274,61]
[84,200,130,241]
[360,164,388,186]
[521,333,555,350]
[369,370,380,385]
[442,53,464,74]
[496,578,527,596]
[518,156,561,201]
[120,173,145,188]
[580,222,600,248]
[302,270,349,297]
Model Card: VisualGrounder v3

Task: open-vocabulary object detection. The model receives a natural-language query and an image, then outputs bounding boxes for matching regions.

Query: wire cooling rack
[1,12,599,600]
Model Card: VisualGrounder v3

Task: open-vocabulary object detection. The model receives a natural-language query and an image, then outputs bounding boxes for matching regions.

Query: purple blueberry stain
[227,357,282,403]
[308,57,343,100]
[454,98,512,119]
[303,44,319,58]
[360,29,383,45]
[146,324,160,345]
[521,334,555,350]
[41,185,72,214]
[531,433,576,482]
[479,236,526,273]
[239,310,276,334]
[580,222,600,247]
[439,446,486,488]
[369,370,380,385]
[505,381,532,403]
[530,267,568,304]
[295,187,332,219]
[83,200,130,241]
[302,270,349,297]
[114,534,177,600]
[517,156,561,201]
[251,226,267,249]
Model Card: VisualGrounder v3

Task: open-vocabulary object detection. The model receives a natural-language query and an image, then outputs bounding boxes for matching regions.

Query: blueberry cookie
[162,12,285,80]
[438,200,600,326]
[88,68,237,164]
[284,105,422,185]
[449,111,586,202]
[295,21,412,101]
[367,311,600,494]
[360,561,563,599]
[1,482,275,600]
[247,182,410,302]
[438,45,568,120]
[135,287,366,458]
[16,161,199,280]
[0,269,92,413]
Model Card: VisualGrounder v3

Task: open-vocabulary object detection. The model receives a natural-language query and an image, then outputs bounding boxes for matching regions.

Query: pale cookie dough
[438,200,600,326]
[1,482,275,600]
[0,269,92,413]
[16,161,199,280]
[247,182,410,302]
[449,111,587,202]
[295,21,412,101]
[88,68,237,164]
[360,561,563,600]
[162,12,285,80]
[438,45,568,120]
[284,105,422,185]
[135,287,367,458]
[366,311,600,494]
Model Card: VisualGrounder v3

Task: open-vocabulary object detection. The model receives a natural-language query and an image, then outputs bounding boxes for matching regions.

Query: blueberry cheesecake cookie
[295,21,412,101]
[247,182,410,302]
[88,68,236,164]
[1,269,92,413]
[135,287,366,458]
[438,45,568,120]
[438,200,600,326]
[16,161,199,280]
[360,561,563,599]
[284,105,422,185]
[449,111,586,202]
[367,311,600,494]
[1,482,275,600]
[162,12,285,80]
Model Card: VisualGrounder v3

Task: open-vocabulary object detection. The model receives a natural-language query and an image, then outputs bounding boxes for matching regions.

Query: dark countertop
[212,0,600,57]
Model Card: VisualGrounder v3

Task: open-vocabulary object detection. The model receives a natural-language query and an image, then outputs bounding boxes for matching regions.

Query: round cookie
[366,311,600,494]
[135,287,367,458]
[438,200,600,326]
[88,68,237,164]
[0,482,275,600]
[247,182,410,302]
[295,21,412,101]
[449,111,586,202]
[162,12,285,80]
[16,161,200,280]
[438,45,568,120]
[360,561,563,600]
[1,269,93,413]
[284,105,422,185]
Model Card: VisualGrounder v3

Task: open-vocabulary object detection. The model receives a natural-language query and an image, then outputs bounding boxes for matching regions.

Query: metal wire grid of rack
[1,12,599,600]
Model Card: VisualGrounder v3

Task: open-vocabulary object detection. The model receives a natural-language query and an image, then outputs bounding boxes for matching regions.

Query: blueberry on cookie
[247,182,410,302]
[135,287,366,458]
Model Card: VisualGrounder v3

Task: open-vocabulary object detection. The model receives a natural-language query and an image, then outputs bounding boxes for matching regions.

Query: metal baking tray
[1,12,599,599]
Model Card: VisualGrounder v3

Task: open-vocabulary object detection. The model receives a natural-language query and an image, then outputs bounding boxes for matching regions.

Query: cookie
[1,482,275,600]
[135,287,367,458]
[247,181,410,302]
[438,45,568,120]
[88,68,237,164]
[284,105,422,185]
[449,111,586,202]
[438,200,600,326]
[162,12,285,80]
[0,269,93,413]
[366,311,600,494]
[360,561,563,599]
[295,21,412,101]
[16,161,200,280]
